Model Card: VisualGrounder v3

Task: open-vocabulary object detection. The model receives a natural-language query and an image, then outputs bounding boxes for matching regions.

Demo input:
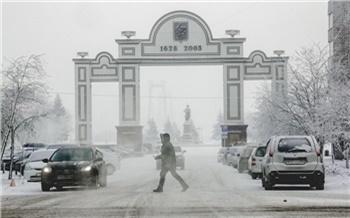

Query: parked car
[143,143,153,154]
[41,147,107,191]
[95,148,121,175]
[23,149,56,182]
[261,135,325,190]
[156,146,186,170]
[47,142,79,150]
[1,150,33,174]
[22,143,47,151]
[248,145,266,179]
[217,147,229,164]
[237,146,256,173]
[227,146,246,168]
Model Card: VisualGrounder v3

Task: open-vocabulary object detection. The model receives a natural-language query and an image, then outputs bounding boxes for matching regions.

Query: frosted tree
[163,119,181,143]
[250,44,329,145]
[190,120,199,143]
[50,94,71,142]
[1,55,49,179]
[144,118,159,143]
[211,110,223,141]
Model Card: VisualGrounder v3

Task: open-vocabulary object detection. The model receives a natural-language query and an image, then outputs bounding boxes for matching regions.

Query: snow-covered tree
[190,120,199,143]
[250,44,329,143]
[50,94,71,142]
[1,55,49,179]
[144,118,159,143]
[211,110,223,141]
[163,120,181,143]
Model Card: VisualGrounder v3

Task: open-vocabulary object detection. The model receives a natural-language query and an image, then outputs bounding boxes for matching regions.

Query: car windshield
[278,138,312,152]
[29,150,55,162]
[50,149,93,161]
[255,147,266,157]
[174,146,182,152]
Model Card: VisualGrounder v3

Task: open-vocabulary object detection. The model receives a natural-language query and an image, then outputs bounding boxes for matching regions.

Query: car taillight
[269,150,274,157]
[251,158,256,166]
[316,150,321,156]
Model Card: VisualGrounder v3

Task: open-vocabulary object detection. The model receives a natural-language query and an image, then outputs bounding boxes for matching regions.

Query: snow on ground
[1,145,349,196]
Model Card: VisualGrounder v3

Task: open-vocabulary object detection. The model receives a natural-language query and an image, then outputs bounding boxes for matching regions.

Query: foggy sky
[2,1,328,143]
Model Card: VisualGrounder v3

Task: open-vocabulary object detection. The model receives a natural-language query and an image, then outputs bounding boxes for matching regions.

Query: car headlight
[42,166,52,173]
[81,165,92,172]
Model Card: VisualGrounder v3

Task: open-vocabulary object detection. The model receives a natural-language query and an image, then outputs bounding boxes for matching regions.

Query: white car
[261,135,325,190]
[248,146,266,179]
[24,149,55,182]
[96,148,121,175]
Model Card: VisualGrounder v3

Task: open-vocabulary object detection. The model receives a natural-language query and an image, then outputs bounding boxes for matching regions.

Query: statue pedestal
[182,121,193,143]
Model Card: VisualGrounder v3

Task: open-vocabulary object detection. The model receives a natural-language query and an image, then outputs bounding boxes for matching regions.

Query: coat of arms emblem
[174,22,188,42]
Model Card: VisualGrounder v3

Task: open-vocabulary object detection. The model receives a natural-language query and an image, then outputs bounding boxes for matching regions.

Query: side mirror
[95,157,103,162]
[42,158,49,163]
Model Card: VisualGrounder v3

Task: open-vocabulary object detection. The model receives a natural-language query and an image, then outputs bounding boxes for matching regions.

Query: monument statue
[184,105,191,121]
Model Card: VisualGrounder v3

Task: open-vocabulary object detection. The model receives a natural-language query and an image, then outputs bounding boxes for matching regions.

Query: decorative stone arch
[73,10,288,149]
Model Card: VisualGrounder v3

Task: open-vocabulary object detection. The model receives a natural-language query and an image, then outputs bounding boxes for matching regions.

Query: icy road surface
[1,145,350,217]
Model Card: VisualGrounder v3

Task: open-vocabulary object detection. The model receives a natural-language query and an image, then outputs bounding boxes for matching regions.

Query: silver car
[227,146,246,169]
[248,146,266,179]
[261,135,325,190]
[24,149,55,182]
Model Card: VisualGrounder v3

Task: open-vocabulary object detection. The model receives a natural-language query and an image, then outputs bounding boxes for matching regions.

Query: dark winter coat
[160,141,176,169]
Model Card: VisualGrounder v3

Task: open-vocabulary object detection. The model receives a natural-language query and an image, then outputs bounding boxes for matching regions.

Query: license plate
[285,159,305,165]
[57,175,74,180]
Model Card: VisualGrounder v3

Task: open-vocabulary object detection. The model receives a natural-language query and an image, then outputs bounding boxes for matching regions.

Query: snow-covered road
[1,145,350,217]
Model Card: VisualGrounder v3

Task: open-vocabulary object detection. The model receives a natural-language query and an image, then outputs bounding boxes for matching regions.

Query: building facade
[328,0,350,68]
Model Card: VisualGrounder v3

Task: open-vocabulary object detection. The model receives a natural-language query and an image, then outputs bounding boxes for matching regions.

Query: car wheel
[316,182,324,190]
[99,170,107,188]
[251,174,258,180]
[56,185,63,191]
[261,176,265,187]
[41,181,51,192]
[90,174,98,189]
[264,177,273,190]
[106,164,115,175]
[20,165,24,176]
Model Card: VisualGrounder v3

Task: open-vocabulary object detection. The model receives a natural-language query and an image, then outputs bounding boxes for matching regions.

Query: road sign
[221,132,228,139]
[221,125,228,132]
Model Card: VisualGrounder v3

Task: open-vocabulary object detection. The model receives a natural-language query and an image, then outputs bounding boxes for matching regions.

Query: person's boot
[181,184,189,192]
[153,188,163,193]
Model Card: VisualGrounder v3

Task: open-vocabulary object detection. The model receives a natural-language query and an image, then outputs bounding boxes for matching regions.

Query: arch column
[75,61,92,146]
[222,64,247,147]
[116,64,143,154]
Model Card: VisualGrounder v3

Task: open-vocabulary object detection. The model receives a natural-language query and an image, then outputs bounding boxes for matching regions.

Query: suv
[41,147,107,191]
[261,135,324,190]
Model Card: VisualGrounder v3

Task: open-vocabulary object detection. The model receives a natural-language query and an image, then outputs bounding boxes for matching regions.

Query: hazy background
[2,1,328,143]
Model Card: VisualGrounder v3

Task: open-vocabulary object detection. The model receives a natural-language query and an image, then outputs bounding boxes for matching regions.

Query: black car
[1,150,33,175]
[41,147,107,191]
[22,143,47,151]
